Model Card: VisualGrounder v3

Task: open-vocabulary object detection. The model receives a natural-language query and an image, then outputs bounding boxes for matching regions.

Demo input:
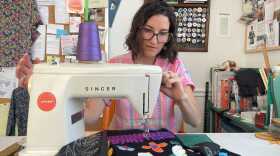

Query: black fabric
[6,87,29,136]
[189,142,220,156]
[56,131,108,156]
[235,69,265,97]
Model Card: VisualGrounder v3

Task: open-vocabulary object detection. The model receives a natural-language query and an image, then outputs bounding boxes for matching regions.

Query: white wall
[109,0,144,58]
[109,0,279,132]
[245,52,280,68]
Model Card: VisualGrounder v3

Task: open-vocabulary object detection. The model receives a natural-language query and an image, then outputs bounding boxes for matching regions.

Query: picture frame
[172,2,210,52]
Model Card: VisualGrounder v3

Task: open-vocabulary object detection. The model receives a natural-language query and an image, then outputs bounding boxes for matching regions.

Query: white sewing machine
[19,63,162,156]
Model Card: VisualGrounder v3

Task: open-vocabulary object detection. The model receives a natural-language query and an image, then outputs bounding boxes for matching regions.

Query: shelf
[222,112,267,132]
[0,98,10,104]
[211,107,228,113]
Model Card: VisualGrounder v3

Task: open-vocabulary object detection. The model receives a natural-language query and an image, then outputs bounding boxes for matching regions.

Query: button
[178,8,183,13]
[201,23,205,28]
[177,38,182,43]
[203,8,207,13]
[192,39,197,44]
[182,37,187,43]
[192,32,197,37]
[201,33,206,38]
[193,22,197,27]
[193,8,197,13]
[177,27,182,32]
[202,18,207,23]
[177,33,182,37]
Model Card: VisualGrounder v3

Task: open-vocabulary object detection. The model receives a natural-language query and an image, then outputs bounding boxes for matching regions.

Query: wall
[109,0,254,132]
[245,52,280,68]
[108,0,143,58]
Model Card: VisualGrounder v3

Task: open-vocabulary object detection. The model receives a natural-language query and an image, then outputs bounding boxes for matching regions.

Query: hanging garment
[6,87,29,136]
[0,0,42,67]
[235,69,266,97]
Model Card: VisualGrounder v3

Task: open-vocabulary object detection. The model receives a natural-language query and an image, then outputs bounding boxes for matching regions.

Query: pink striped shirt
[108,52,195,132]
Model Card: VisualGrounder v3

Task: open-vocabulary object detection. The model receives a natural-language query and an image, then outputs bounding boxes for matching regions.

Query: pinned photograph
[47,55,60,65]
[66,0,84,14]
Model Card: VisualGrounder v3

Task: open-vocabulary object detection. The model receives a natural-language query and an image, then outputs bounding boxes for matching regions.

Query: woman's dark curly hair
[125,0,177,63]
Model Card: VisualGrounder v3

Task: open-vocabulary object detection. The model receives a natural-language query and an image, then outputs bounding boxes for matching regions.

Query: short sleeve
[174,58,195,91]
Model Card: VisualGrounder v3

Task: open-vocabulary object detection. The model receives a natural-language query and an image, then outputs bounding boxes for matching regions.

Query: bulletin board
[33,0,108,64]
[0,0,108,104]
[244,0,280,53]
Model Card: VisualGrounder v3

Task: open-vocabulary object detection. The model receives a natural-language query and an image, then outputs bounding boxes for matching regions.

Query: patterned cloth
[108,53,195,132]
[56,131,108,156]
[0,0,42,67]
[6,87,29,136]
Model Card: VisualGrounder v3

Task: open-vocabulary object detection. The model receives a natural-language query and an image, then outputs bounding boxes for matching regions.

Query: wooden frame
[245,24,280,53]
[172,2,210,52]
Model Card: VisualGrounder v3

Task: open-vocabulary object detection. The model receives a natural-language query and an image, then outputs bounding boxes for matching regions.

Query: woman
[16,0,201,132]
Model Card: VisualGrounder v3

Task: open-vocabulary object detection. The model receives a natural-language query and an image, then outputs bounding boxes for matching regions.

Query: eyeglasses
[140,27,171,43]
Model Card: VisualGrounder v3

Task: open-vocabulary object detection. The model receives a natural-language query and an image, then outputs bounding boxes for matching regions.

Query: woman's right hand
[16,53,39,88]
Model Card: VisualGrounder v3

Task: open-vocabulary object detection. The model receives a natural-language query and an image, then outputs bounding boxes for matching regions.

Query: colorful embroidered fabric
[107,128,201,156]
[0,0,42,67]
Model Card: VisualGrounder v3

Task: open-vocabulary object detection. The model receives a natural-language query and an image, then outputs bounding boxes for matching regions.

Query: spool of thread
[77,22,101,62]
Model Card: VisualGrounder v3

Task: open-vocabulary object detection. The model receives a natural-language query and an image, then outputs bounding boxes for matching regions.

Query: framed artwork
[143,0,210,52]
[173,2,210,52]
[245,19,280,53]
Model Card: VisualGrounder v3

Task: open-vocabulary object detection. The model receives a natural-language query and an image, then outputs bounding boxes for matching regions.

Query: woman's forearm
[177,86,202,128]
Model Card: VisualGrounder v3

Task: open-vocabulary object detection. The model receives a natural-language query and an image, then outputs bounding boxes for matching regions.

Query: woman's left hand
[160,71,186,102]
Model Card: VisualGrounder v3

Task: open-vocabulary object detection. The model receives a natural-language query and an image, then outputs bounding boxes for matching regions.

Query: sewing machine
[19,63,162,156]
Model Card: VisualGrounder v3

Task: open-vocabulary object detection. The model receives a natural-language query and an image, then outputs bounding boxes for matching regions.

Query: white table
[206,133,280,156]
